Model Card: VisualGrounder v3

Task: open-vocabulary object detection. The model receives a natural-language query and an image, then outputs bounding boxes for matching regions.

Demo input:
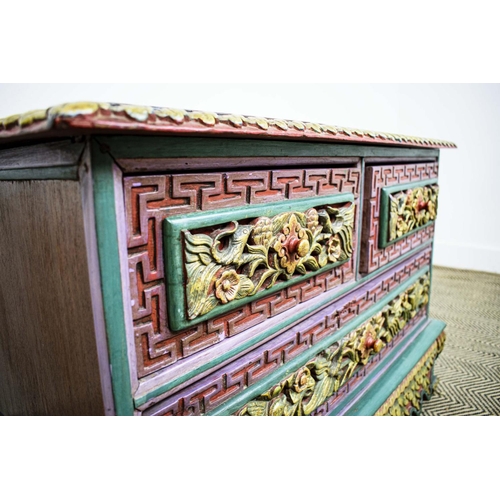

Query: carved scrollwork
[184,203,355,320]
[236,273,430,416]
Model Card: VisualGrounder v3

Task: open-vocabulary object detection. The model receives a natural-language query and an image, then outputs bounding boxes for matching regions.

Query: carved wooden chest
[0,103,455,415]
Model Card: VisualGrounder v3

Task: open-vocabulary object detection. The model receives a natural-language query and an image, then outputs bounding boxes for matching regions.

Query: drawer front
[123,164,362,383]
[140,246,431,415]
[360,161,439,275]
[164,192,355,331]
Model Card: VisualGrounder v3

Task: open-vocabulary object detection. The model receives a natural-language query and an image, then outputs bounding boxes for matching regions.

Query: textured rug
[421,266,500,416]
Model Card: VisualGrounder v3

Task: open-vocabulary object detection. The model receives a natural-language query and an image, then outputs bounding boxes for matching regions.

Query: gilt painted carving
[184,203,355,321]
[236,272,430,416]
[375,331,445,416]
[388,184,439,243]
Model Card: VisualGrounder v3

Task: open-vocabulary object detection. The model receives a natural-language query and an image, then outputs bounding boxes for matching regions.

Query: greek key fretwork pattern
[360,163,438,275]
[124,166,361,378]
[144,247,431,415]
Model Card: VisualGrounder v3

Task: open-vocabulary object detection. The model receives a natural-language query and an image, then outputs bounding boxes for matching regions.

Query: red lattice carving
[124,166,361,377]
[360,162,438,274]
[145,247,431,416]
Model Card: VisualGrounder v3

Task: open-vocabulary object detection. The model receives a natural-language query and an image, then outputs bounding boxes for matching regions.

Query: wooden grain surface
[0,180,105,415]
[117,156,360,173]
[0,140,84,170]
[98,136,440,160]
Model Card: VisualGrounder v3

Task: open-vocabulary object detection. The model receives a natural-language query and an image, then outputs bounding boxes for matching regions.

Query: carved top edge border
[0,102,457,149]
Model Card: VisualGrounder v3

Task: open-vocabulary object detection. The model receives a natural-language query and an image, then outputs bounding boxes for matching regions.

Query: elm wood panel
[0,139,85,170]
[0,166,79,180]
[0,180,104,415]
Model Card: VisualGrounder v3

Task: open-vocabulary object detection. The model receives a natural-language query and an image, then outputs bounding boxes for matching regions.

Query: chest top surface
[0,101,457,150]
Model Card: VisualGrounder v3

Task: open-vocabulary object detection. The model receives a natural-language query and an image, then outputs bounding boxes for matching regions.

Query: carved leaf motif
[244,401,267,416]
[185,233,213,265]
[302,256,320,271]
[302,375,335,415]
[235,276,255,299]
[186,262,221,319]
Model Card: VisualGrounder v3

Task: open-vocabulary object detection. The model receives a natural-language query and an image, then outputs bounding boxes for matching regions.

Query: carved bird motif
[210,222,254,266]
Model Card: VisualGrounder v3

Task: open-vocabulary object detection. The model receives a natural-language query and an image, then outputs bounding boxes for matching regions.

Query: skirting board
[433,241,500,275]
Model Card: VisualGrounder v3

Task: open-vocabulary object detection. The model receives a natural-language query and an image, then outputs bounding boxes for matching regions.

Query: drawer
[123,163,362,394]
[139,246,432,415]
[360,161,439,275]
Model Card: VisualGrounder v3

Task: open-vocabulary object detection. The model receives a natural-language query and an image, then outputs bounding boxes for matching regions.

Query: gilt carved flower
[273,214,310,275]
[326,235,342,262]
[357,320,384,363]
[305,208,319,232]
[215,270,241,304]
[293,367,315,394]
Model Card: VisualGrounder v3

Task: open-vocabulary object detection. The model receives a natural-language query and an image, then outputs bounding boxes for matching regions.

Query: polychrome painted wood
[335,319,446,416]
[0,102,457,149]
[139,248,432,413]
[360,162,439,275]
[124,165,361,379]
[91,141,134,416]
[0,103,453,416]
[378,179,439,249]
[163,194,354,330]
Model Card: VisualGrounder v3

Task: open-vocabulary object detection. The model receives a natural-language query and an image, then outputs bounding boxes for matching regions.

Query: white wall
[0,84,498,273]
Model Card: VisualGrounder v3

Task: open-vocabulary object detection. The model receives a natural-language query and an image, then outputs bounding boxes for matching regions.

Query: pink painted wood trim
[79,141,115,415]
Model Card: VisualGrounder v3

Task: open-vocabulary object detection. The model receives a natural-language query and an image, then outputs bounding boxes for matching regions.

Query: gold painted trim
[375,331,446,416]
[0,101,457,148]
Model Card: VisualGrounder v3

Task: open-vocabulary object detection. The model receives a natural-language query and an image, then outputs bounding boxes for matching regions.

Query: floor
[421,266,500,416]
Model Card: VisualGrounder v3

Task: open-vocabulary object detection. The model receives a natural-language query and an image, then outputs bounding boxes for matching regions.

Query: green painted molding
[91,140,134,416]
[163,193,354,331]
[335,318,446,416]
[378,178,439,249]
[206,266,430,416]
[99,136,439,160]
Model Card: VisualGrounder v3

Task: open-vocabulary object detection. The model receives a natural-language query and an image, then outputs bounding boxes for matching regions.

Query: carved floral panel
[163,194,355,330]
[380,182,439,248]
[236,271,430,416]
[360,162,438,274]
